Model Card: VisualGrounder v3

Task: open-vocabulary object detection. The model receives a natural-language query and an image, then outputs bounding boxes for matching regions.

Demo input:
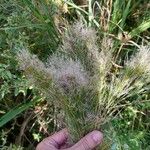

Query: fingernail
[92,131,103,143]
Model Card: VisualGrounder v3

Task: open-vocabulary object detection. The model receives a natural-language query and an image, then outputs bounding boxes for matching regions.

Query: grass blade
[66,1,99,27]
[88,0,93,26]
[120,0,132,30]
[0,97,41,127]
[129,19,150,38]
[109,0,122,32]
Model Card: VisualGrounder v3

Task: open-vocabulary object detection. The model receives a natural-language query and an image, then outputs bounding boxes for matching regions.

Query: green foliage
[0,0,60,60]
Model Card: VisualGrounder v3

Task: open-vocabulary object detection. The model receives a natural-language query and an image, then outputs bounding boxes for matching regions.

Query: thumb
[69,131,103,150]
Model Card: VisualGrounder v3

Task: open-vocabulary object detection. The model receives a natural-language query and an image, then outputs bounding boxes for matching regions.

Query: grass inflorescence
[17,22,150,147]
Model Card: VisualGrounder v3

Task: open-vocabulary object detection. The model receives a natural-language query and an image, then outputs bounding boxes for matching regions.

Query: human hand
[36,129,103,150]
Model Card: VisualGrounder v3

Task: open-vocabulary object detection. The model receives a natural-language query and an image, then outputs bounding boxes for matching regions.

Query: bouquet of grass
[17,22,150,148]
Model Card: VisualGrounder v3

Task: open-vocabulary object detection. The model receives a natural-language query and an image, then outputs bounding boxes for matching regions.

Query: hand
[36,129,103,150]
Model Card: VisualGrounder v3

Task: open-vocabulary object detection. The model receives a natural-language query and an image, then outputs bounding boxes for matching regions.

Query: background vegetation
[0,0,150,149]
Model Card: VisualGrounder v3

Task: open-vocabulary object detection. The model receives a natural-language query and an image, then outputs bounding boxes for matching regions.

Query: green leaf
[120,0,132,29]
[129,19,150,38]
[109,0,122,32]
[0,97,41,127]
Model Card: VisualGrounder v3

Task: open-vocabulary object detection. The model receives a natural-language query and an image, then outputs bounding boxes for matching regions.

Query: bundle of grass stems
[17,22,150,149]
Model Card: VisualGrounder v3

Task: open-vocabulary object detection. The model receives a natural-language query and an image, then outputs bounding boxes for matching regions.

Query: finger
[69,130,103,150]
[36,129,68,150]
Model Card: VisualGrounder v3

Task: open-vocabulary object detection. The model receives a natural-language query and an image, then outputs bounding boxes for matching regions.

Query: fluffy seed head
[46,55,89,90]
[72,22,97,43]
[17,49,45,72]
[62,22,97,53]
[127,46,150,75]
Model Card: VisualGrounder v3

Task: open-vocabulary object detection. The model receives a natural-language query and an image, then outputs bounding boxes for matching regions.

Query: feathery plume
[46,55,89,91]
[126,46,150,75]
[62,22,113,76]
[17,49,58,101]
[17,49,45,72]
